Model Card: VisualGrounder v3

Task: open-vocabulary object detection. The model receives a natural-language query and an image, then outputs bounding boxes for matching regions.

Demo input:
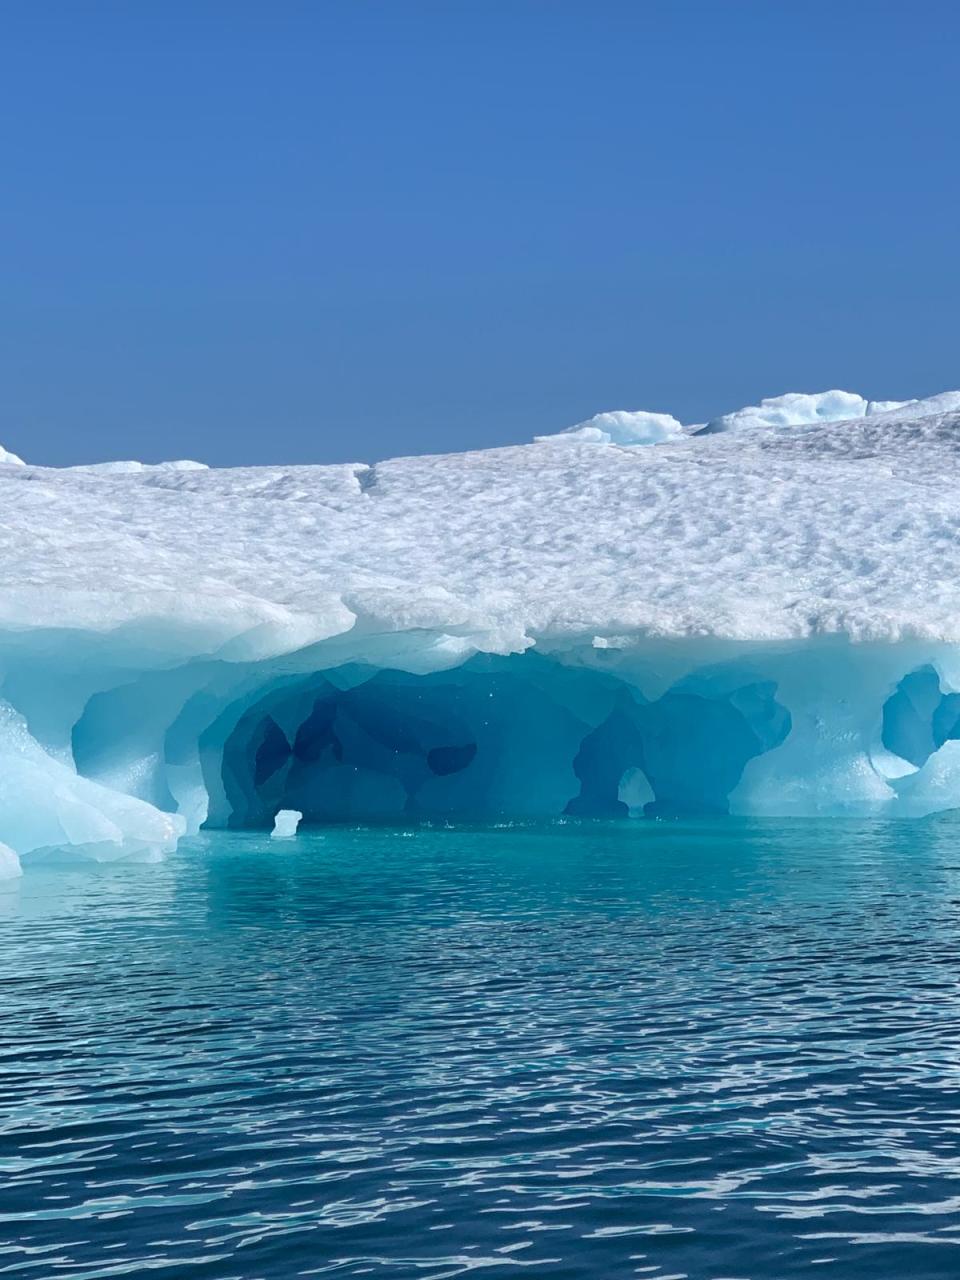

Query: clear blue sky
[2,1,958,466]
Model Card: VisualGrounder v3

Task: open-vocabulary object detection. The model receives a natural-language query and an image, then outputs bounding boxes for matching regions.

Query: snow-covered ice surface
[4,388,960,871]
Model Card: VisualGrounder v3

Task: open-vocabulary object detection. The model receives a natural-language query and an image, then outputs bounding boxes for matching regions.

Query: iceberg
[536,408,685,446]
[535,390,937,446]
[697,389,901,435]
[3,387,960,864]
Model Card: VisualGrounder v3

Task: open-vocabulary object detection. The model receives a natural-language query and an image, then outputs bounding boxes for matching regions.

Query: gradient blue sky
[2,1,958,466]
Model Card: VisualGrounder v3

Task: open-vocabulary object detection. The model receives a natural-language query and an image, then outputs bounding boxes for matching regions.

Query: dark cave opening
[881,666,960,769]
[208,658,792,828]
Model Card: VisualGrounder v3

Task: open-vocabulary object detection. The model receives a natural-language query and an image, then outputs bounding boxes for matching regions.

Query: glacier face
[3,389,960,873]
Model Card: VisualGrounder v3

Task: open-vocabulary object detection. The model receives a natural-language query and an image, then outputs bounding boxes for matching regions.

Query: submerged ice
[3,387,960,871]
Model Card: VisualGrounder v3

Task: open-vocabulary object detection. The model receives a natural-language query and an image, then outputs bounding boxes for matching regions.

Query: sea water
[3,818,960,1279]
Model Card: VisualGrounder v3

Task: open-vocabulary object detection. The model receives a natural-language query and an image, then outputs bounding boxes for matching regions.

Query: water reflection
[3,817,960,1277]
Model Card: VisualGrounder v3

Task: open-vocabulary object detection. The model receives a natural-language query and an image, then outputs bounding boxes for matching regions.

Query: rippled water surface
[4,819,960,1278]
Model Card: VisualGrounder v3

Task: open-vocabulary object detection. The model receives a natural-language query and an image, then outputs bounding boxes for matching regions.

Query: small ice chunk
[271,808,302,839]
[0,842,22,880]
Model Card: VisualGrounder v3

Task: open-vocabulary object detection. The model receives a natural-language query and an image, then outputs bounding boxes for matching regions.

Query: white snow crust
[65,459,209,475]
[4,387,960,862]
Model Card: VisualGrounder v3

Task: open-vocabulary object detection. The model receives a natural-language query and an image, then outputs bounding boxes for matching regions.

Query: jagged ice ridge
[3,388,960,876]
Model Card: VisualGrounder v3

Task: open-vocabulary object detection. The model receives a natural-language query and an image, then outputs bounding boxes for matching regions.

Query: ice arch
[208,661,604,825]
[199,658,793,828]
[881,667,960,769]
[566,682,790,819]
[9,640,960,872]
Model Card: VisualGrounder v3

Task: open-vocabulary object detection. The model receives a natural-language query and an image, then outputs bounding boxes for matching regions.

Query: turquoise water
[4,819,960,1279]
